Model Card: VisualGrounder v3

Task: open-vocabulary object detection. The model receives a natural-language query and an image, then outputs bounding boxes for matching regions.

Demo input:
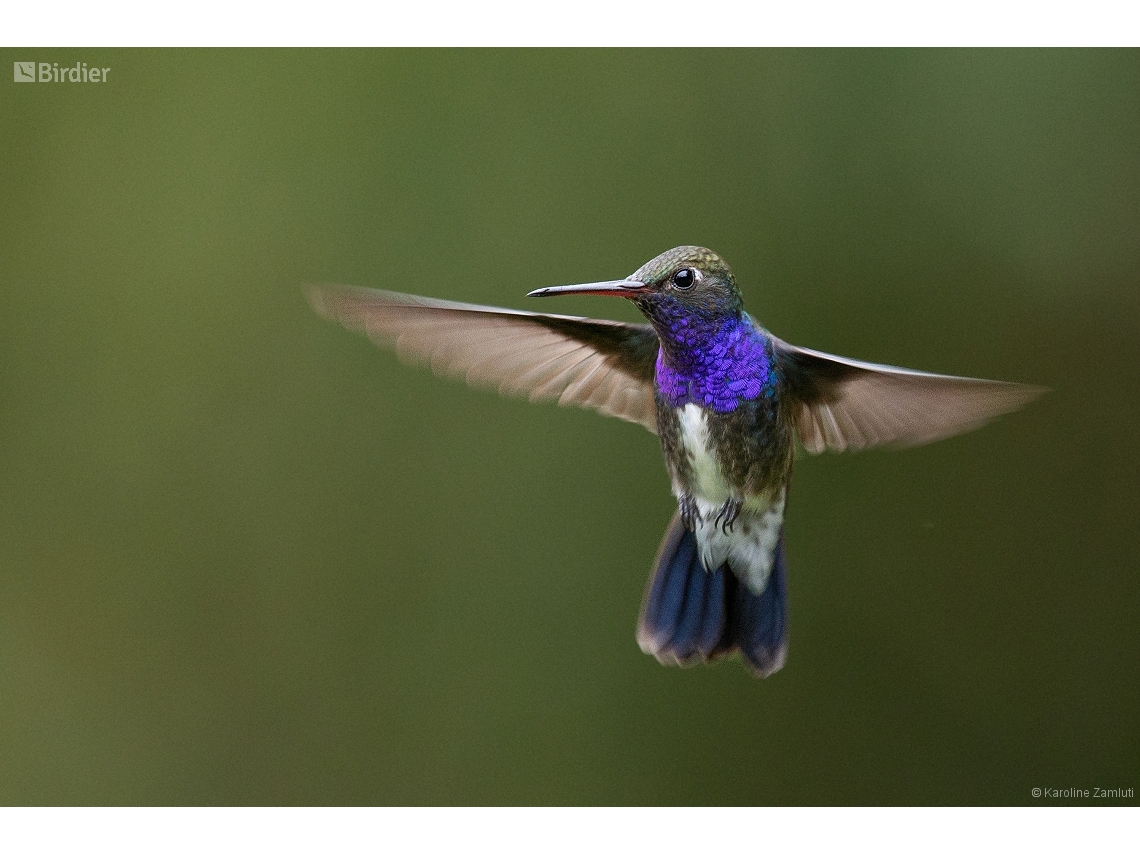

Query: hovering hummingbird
[308,246,1043,677]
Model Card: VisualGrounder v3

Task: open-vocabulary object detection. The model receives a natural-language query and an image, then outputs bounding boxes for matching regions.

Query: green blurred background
[1,49,1137,805]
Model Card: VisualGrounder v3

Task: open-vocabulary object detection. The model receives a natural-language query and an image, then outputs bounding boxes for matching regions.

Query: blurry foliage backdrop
[1,49,1138,804]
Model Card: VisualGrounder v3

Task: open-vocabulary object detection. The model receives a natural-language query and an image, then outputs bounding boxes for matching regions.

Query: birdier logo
[13,61,110,83]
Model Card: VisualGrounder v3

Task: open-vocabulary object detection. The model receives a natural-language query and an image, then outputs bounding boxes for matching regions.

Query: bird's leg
[679,495,701,531]
[714,497,743,534]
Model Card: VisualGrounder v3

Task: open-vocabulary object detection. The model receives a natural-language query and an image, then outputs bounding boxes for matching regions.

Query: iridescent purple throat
[654,314,775,412]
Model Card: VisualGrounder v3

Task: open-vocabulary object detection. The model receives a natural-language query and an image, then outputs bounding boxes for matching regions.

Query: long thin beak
[527,279,649,299]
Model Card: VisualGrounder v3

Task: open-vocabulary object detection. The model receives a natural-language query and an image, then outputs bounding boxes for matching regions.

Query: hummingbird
[308,246,1043,677]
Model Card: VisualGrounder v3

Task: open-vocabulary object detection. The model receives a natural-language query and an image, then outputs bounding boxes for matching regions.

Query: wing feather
[308,285,661,433]
[777,340,1046,453]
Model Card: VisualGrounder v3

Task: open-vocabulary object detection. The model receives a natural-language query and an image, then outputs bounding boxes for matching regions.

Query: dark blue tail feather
[726,538,788,676]
[637,513,788,677]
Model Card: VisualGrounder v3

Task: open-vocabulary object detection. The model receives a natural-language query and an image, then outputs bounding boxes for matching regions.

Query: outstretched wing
[308,285,661,432]
[775,340,1046,453]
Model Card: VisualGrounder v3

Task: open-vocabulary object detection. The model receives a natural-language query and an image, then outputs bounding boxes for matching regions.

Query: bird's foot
[679,495,701,531]
[714,497,743,534]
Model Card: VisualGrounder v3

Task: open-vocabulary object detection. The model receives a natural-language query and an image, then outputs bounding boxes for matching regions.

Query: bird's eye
[672,268,696,290]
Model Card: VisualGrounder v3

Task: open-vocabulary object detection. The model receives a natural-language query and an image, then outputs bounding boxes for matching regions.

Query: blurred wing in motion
[308,285,661,432]
[776,340,1046,454]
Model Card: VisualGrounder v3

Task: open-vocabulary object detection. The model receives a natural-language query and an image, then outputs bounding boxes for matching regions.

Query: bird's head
[528,246,745,342]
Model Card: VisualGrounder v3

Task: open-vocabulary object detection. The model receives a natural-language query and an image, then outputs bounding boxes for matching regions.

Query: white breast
[676,403,731,507]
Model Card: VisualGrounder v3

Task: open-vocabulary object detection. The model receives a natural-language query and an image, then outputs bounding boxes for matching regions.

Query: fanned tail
[636,513,788,677]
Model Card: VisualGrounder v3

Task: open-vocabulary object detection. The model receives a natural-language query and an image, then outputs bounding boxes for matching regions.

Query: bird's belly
[673,403,772,515]
[671,403,785,593]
